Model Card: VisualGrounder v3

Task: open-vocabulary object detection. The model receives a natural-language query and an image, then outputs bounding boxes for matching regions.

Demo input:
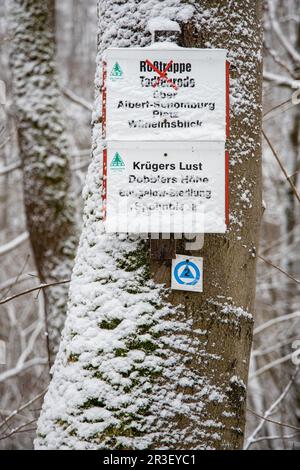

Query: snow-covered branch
[0,279,71,305]
[250,352,295,380]
[264,71,300,89]
[0,358,48,383]
[254,311,300,335]
[0,232,29,257]
[267,0,300,64]
[0,160,21,176]
[61,87,93,112]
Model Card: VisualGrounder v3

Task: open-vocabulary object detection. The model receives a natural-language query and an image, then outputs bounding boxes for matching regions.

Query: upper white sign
[103,47,229,141]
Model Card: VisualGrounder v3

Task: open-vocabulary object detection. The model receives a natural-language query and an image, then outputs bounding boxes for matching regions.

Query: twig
[253,336,299,356]
[0,272,38,292]
[263,71,299,89]
[249,352,294,379]
[249,432,300,444]
[61,87,93,112]
[267,0,300,63]
[263,129,300,204]
[247,408,300,434]
[263,98,294,121]
[0,160,21,176]
[0,232,29,257]
[0,358,48,383]
[0,389,47,432]
[0,418,37,441]
[0,136,11,151]
[0,254,31,301]
[259,225,300,256]
[254,311,300,335]
[0,279,70,305]
[264,42,297,78]
[245,368,299,449]
[258,254,300,285]
[289,169,300,179]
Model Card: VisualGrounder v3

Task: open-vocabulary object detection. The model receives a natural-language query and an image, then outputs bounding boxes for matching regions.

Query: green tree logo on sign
[110,62,123,79]
[110,152,125,169]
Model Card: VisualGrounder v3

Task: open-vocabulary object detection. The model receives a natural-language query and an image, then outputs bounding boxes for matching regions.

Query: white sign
[104,47,228,141]
[103,141,228,234]
[171,255,203,292]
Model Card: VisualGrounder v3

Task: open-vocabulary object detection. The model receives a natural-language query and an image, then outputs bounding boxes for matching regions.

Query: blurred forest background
[0,0,300,450]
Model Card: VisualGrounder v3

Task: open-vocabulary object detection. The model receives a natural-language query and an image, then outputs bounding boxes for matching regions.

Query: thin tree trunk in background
[9,0,78,364]
[0,110,8,234]
[0,6,10,236]
[35,0,263,450]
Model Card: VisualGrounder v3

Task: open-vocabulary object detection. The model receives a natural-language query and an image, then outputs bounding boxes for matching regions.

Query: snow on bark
[35,0,262,450]
[9,0,78,362]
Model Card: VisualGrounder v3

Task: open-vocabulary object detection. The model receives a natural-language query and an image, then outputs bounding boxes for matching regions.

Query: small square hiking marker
[171,255,203,292]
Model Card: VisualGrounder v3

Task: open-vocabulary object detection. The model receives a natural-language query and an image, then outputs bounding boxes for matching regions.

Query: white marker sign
[171,255,203,292]
[103,47,229,141]
[103,141,228,234]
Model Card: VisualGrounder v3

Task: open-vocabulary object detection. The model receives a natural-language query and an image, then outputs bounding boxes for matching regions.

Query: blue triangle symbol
[180,264,194,279]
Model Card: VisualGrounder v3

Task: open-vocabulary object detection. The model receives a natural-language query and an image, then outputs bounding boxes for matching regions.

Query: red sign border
[102,61,107,221]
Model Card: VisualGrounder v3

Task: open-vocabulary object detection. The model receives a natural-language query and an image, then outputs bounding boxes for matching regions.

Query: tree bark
[9,0,78,364]
[35,0,263,450]
[151,1,263,450]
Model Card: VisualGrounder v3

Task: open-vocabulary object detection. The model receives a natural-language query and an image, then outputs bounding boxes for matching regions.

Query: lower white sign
[171,255,203,292]
[104,141,227,234]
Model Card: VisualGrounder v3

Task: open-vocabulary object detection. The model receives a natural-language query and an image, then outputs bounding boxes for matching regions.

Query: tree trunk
[35,0,263,450]
[9,0,78,364]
